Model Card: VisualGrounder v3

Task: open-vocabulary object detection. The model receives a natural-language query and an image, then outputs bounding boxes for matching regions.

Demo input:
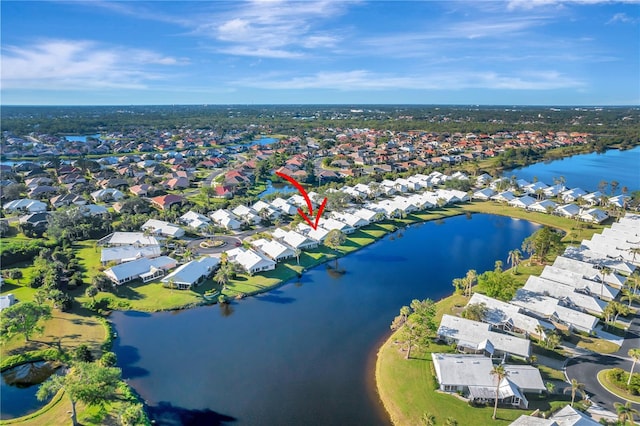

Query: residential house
[473,188,496,200]
[225,247,276,275]
[210,209,241,230]
[251,238,295,262]
[508,195,537,209]
[3,198,47,213]
[491,191,516,203]
[540,266,618,301]
[553,256,627,287]
[161,256,220,290]
[271,228,318,250]
[104,256,177,285]
[270,198,298,215]
[0,294,16,311]
[510,405,600,426]
[141,219,185,238]
[528,199,558,213]
[180,211,211,230]
[130,184,154,197]
[101,245,162,265]
[431,354,543,409]
[555,204,581,218]
[523,276,607,316]
[578,208,608,224]
[150,194,184,210]
[98,232,160,247]
[50,193,86,209]
[437,315,531,360]
[91,188,124,202]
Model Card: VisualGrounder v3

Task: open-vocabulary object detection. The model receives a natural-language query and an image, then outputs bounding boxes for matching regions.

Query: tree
[325,229,346,268]
[599,265,613,299]
[73,344,95,362]
[521,226,562,264]
[507,249,522,274]
[566,378,586,407]
[461,302,487,322]
[444,418,458,426]
[294,248,302,265]
[628,349,640,386]
[490,364,508,420]
[421,412,436,426]
[544,330,561,350]
[621,288,640,308]
[614,401,638,425]
[37,362,122,426]
[390,299,437,359]
[214,265,231,290]
[118,402,146,426]
[85,285,99,302]
[0,302,51,342]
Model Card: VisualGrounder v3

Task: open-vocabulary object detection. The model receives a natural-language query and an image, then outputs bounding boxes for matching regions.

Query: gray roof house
[552,256,627,287]
[431,354,543,409]
[98,232,160,248]
[104,256,177,285]
[510,404,600,426]
[437,315,531,360]
[523,276,607,316]
[101,245,162,265]
[540,265,618,301]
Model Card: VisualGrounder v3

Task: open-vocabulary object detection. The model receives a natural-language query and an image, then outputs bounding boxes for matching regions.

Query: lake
[243,137,278,147]
[111,214,540,425]
[504,146,640,193]
[63,134,101,142]
[258,180,297,199]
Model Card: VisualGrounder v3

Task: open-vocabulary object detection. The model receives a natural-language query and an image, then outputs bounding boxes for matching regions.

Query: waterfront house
[555,204,581,218]
[528,199,557,213]
[104,256,177,285]
[251,238,295,262]
[523,276,607,315]
[272,228,318,250]
[161,256,220,290]
[437,315,531,360]
[225,247,276,275]
[578,208,608,224]
[510,405,600,425]
[508,195,537,209]
[473,188,496,200]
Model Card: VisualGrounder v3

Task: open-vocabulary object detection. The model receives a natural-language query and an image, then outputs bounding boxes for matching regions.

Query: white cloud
[232,69,584,91]
[195,0,353,58]
[1,39,182,90]
[507,0,640,10]
[607,12,639,24]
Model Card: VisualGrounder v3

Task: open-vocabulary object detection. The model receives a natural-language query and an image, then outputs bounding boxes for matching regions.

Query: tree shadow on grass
[147,402,237,426]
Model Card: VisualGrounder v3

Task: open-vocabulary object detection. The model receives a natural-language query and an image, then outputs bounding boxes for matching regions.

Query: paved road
[565,306,640,412]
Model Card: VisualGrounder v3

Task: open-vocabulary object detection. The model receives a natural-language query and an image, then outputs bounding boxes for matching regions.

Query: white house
[523,276,607,316]
[271,197,298,215]
[431,354,543,409]
[332,212,369,228]
[161,256,220,290]
[100,245,162,265]
[491,191,516,203]
[98,232,159,247]
[528,199,557,213]
[578,208,608,224]
[210,209,241,230]
[180,211,211,230]
[318,217,355,234]
[508,195,537,209]
[272,228,318,250]
[473,188,496,200]
[0,294,16,311]
[141,219,185,238]
[90,188,124,202]
[251,238,296,262]
[561,187,588,203]
[232,205,261,225]
[555,204,581,218]
[510,405,600,426]
[226,247,276,275]
[540,266,618,300]
[437,315,531,359]
[104,256,177,285]
[553,256,627,287]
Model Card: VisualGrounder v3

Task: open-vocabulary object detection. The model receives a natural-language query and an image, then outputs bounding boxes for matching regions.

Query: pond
[257,180,297,199]
[111,213,540,425]
[0,361,61,420]
[504,145,640,193]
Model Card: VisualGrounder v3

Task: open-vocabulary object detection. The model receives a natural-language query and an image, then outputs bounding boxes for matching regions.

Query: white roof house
[98,232,159,247]
[563,246,636,275]
[608,194,631,209]
[523,276,606,316]
[251,238,295,262]
[318,217,355,234]
[353,208,381,222]
[582,191,605,206]
[100,245,162,265]
[297,224,330,242]
[252,200,281,219]
[510,404,600,426]
[431,354,541,408]
[90,188,124,202]
[0,294,16,311]
[232,205,261,225]
[543,184,566,198]
[271,197,298,215]
[226,247,276,275]
[3,198,47,213]
[511,289,599,333]
[473,188,496,200]
[553,256,627,287]
[141,219,185,238]
[555,204,581,218]
[508,195,537,209]
[104,256,177,285]
[210,209,242,230]
[524,181,549,195]
[540,266,619,301]
[272,228,318,250]
[528,199,557,213]
[579,238,638,266]
[437,315,531,359]
[161,256,220,290]
[561,188,588,202]
[578,208,608,224]
[332,212,369,228]
[491,191,516,203]
[467,293,555,339]
[180,211,211,229]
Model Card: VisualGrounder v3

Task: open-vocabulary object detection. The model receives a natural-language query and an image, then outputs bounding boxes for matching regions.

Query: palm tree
[535,325,546,343]
[566,378,586,407]
[621,288,640,308]
[628,349,640,386]
[294,248,301,265]
[444,418,458,426]
[421,412,436,426]
[599,265,613,298]
[628,247,640,265]
[507,249,522,274]
[490,364,508,420]
[614,401,638,425]
[214,265,231,291]
[464,269,477,298]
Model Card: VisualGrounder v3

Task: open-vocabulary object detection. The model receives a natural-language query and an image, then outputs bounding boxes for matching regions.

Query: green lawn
[376,334,531,425]
[597,370,640,403]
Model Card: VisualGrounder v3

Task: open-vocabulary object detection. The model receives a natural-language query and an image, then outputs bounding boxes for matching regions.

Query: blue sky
[2,0,639,105]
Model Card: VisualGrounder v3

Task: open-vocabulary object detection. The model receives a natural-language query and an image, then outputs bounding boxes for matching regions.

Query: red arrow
[275,171,328,230]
